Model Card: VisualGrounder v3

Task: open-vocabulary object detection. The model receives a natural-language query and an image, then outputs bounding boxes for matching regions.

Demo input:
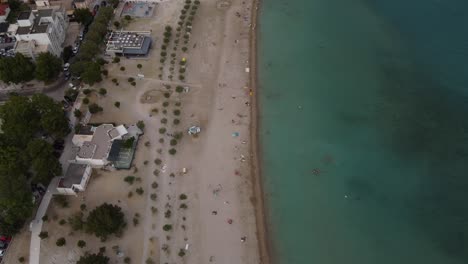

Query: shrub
[39,231,48,239]
[171,53,176,58]
[80,204,87,211]
[175,102,181,106]
[154,158,162,165]
[77,240,86,248]
[178,249,186,257]
[74,109,83,119]
[131,81,136,86]
[179,194,187,200]
[170,139,177,146]
[161,44,167,50]
[160,51,167,57]
[151,207,158,214]
[174,132,183,140]
[102,69,108,76]
[133,217,139,226]
[113,57,120,63]
[18,257,25,263]
[162,224,172,231]
[113,21,120,28]
[173,119,180,125]
[162,109,167,114]
[137,120,145,130]
[56,237,66,246]
[59,219,66,225]
[179,68,186,73]
[88,103,103,114]
[124,257,131,264]
[112,78,118,83]
[82,97,90,104]
[137,64,142,69]
[169,148,177,155]
[98,88,107,96]
[115,101,121,108]
[83,88,92,95]
[163,92,170,98]
[124,176,135,184]
[182,47,188,52]
[136,187,144,195]
[165,25,172,32]
[162,101,169,107]
[128,191,133,198]
[128,77,135,82]
[120,66,126,71]
[180,203,188,209]
[150,193,157,201]
[176,86,184,93]
[151,182,158,189]
[159,127,166,134]
[164,210,171,218]
[179,75,185,81]
[159,138,164,143]
[163,38,170,44]
[173,109,181,116]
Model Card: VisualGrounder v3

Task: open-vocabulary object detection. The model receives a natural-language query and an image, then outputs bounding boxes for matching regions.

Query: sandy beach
[2,0,270,263]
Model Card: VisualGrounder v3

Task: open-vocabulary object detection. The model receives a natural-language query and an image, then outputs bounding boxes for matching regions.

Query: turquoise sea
[258,0,468,263]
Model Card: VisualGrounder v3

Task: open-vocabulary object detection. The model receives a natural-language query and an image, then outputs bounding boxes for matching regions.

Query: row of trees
[0,52,63,84]
[0,94,69,235]
[70,6,115,85]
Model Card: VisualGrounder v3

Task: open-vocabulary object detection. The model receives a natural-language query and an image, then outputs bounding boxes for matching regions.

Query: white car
[63,63,70,71]
[73,46,79,54]
[0,249,4,257]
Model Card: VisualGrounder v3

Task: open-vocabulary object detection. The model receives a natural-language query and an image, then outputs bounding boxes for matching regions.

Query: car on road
[73,45,79,54]
[63,62,70,71]
[0,236,11,242]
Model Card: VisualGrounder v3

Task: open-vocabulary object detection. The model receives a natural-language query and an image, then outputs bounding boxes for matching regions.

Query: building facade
[14,8,68,57]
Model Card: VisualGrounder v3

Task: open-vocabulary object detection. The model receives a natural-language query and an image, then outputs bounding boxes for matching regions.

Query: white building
[72,124,128,167]
[106,31,152,57]
[56,164,92,195]
[14,8,68,57]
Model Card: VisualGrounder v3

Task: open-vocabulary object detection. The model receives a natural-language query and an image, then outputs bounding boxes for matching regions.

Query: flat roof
[59,164,88,188]
[77,124,126,160]
[18,11,31,20]
[122,37,151,55]
[77,125,94,135]
[77,141,96,159]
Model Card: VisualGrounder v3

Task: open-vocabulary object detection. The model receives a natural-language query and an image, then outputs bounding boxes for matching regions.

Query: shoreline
[249,0,272,263]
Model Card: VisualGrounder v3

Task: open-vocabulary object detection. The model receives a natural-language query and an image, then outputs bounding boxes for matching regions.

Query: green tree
[79,41,99,60]
[77,253,110,264]
[74,8,93,25]
[0,53,35,84]
[0,95,40,146]
[81,62,102,85]
[56,237,66,246]
[62,45,73,63]
[26,139,62,184]
[85,203,126,240]
[32,94,70,139]
[35,52,62,82]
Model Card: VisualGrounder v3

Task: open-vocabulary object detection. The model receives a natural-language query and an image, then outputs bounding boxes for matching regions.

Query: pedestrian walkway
[29,177,60,264]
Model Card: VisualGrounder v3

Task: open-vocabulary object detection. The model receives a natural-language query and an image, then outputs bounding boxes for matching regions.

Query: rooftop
[77,125,94,135]
[18,11,31,20]
[77,124,128,160]
[17,9,57,35]
[58,164,88,188]
[106,31,152,55]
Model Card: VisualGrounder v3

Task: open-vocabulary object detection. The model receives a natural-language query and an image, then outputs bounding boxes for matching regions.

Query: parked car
[0,236,11,242]
[0,241,8,249]
[63,62,70,71]
[0,249,5,257]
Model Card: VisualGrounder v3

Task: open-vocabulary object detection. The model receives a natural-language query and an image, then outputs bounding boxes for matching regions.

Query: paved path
[29,177,61,264]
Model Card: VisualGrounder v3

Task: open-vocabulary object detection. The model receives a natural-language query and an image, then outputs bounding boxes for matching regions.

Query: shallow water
[258,0,468,263]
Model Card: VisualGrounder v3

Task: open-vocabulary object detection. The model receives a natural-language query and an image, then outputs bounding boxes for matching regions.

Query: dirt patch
[140,89,164,104]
